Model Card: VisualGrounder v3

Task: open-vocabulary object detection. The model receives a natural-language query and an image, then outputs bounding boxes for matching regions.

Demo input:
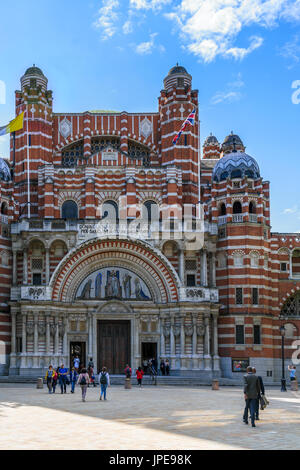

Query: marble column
[20,313,27,368]
[169,315,176,370]
[134,314,140,369]
[45,248,50,285]
[160,317,165,358]
[180,314,186,369]
[179,247,185,284]
[290,251,293,279]
[88,313,93,359]
[23,249,28,285]
[212,315,220,371]
[33,315,39,368]
[63,315,68,364]
[45,315,51,362]
[204,313,212,370]
[192,313,198,369]
[201,250,208,287]
[211,253,216,287]
[12,250,17,286]
[10,312,17,369]
[55,316,60,360]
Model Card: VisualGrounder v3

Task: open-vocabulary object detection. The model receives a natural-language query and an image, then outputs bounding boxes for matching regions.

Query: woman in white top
[77,368,90,402]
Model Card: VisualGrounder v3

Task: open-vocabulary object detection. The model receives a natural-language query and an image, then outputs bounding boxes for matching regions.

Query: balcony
[218,215,227,226]
[249,214,258,223]
[0,214,8,224]
[180,287,219,303]
[11,219,78,234]
[232,214,243,223]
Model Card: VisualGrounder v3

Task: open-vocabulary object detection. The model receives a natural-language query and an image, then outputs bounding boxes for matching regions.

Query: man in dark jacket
[252,367,265,420]
[243,366,260,427]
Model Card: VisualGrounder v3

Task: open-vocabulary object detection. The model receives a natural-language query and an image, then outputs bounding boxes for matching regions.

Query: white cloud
[164,0,300,62]
[283,205,299,214]
[280,35,300,68]
[94,0,120,40]
[130,0,172,10]
[123,20,133,34]
[135,33,158,54]
[211,72,245,105]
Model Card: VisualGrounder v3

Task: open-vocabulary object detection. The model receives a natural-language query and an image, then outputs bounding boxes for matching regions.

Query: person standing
[288,365,297,383]
[243,366,260,427]
[165,359,170,376]
[124,364,132,378]
[252,367,265,420]
[73,355,80,371]
[99,367,110,400]
[52,367,59,393]
[142,359,148,374]
[88,365,96,388]
[70,367,78,394]
[160,360,166,376]
[77,368,90,402]
[45,365,54,394]
[58,363,69,394]
[136,367,144,388]
[88,357,94,369]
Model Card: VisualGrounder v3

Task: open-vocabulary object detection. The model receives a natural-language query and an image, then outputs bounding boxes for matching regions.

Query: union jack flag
[172,108,196,145]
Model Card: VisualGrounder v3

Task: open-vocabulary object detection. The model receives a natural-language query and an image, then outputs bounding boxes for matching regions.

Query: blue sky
[0,0,300,232]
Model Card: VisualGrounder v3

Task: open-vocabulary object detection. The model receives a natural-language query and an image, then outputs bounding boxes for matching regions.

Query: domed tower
[203,134,221,159]
[159,64,199,206]
[221,132,245,155]
[13,65,53,218]
[209,148,271,377]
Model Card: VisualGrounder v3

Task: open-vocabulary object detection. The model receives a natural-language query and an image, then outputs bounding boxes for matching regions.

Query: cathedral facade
[0,65,299,381]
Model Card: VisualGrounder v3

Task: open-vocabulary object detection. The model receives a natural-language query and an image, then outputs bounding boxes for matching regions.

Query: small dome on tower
[212,151,260,182]
[203,134,220,160]
[204,134,219,146]
[21,64,48,93]
[163,63,192,91]
[222,132,245,154]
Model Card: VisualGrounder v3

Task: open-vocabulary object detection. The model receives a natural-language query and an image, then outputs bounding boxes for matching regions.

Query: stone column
[179,247,185,284]
[211,253,216,287]
[192,313,198,369]
[20,313,27,369]
[45,248,50,285]
[88,313,93,359]
[63,315,68,364]
[12,250,17,286]
[45,315,51,363]
[212,314,220,371]
[180,314,186,369]
[10,312,17,369]
[204,313,212,370]
[55,316,60,358]
[169,315,176,370]
[134,314,140,370]
[201,250,208,287]
[160,317,165,358]
[23,249,28,285]
[33,314,39,368]
[290,251,293,279]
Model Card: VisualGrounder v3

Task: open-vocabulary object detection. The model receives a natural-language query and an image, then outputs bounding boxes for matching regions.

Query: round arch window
[61,200,78,219]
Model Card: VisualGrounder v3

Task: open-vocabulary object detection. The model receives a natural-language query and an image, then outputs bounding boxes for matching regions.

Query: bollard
[212,379,219,390]
[124,378,132,389]
[36,377,43,389]
[291,380,298,391]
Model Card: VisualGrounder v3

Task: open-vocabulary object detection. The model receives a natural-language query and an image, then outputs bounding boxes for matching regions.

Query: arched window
[220,171,228,181]
[1,202,8,214]
[245,170,254,178]
[233,201,242,214]
[249,201,256,214]
[143,200,159,223]
[61,200,78,219]
[231,169,242,179]
[219,203,226,216]
[102,200,119,221]
[281,292,300,317]
[233,251,244,267]
[250,251,259,267]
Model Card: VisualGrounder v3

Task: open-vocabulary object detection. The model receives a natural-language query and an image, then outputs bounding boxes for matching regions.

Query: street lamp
[280,325,287,392]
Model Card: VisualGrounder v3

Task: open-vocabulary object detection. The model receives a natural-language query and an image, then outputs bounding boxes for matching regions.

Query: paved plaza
[0,383,299,450]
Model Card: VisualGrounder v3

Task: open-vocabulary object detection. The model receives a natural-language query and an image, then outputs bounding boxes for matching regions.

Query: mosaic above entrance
[76,267,151,301]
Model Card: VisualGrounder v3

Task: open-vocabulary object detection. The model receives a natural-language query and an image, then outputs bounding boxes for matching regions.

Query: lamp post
[280,325,287,392]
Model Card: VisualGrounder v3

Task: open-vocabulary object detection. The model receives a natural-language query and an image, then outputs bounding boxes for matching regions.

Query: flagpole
[198,113,201,204]
[26,106,31,218]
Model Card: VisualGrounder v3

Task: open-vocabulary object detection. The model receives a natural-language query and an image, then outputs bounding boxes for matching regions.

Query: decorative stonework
[140,118,153,139]
[59,118,72,139]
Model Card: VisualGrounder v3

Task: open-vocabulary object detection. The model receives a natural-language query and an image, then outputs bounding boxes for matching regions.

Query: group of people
[243,366,266,427]
[142,358,170,376]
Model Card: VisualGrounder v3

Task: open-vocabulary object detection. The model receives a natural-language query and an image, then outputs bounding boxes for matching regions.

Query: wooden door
[97,320,130,374]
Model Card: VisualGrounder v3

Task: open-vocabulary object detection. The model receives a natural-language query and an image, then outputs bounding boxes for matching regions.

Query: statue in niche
[95,272,102,299]
[123,273,132,299]
[134,278,150,300]
[78,279,92,300]
[105,270,122,298]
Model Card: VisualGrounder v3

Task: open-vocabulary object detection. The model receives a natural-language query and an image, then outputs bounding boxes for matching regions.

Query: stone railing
[218,215,227,226]
[180,287,219,303]
[232,214,243,223]
[249,214,258,223]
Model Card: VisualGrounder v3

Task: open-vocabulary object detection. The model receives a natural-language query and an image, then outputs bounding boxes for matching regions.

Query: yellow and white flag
[0,112,24,136]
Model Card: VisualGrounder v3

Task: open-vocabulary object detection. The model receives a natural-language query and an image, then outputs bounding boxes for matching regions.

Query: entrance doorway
[97,320,130,374]
[142,342,157,373]
[70,342,86,370]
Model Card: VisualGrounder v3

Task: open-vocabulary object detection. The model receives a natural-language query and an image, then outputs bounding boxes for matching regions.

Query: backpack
[80,375,87,385]
[100,372,107,385]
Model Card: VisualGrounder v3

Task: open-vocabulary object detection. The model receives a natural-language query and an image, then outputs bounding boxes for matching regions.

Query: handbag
[260,394,269,410]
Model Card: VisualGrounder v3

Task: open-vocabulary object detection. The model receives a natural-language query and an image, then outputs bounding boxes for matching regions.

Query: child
[136,366,144,388]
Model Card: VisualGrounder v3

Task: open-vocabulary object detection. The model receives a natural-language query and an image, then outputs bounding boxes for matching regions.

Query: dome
[212,151,260,182]
[24,65,44,77]
[222,132,245,153]
[0,158,11,182]
[204,134,219,146]
[168,65,188,75]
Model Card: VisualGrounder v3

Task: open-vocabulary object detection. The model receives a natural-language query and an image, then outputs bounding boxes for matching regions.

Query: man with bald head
[243,366,260,427]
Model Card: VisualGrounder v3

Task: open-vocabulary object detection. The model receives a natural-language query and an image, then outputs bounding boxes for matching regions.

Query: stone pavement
[0,384,299,450]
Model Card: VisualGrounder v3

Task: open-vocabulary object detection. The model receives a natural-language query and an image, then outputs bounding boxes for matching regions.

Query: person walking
[88,357,94,369]
[77,368,90,402]
[136,367,144,388]
[99,367,110,400]
[58,363,69,394]
[160,360,166,376]
[45,365,54,394]
[88,365,96,388]
[165,359,170,376]
[252,367,265,420]
[52,367,59,393]
[243,366,260,427]
[288,365,297,383]
[73,355,80,371]
[70,367,78,394]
